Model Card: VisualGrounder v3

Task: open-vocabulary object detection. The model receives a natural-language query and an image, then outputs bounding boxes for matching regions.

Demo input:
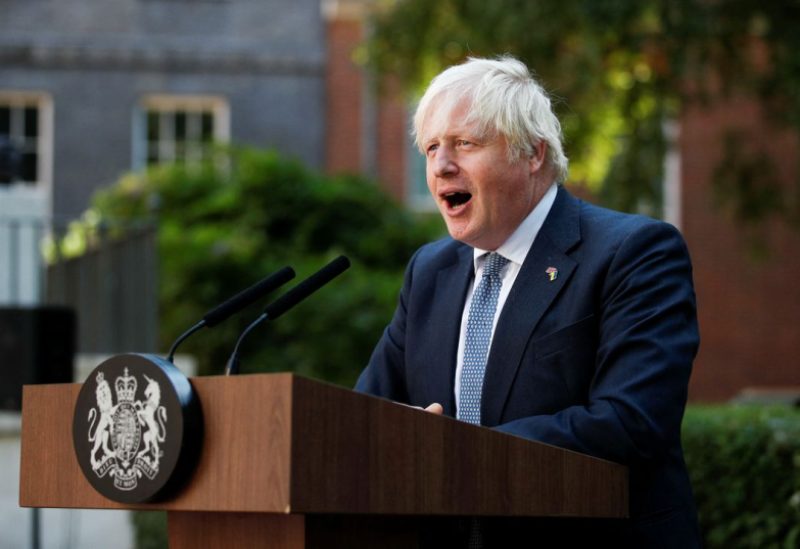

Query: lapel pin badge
[545,266,558,282]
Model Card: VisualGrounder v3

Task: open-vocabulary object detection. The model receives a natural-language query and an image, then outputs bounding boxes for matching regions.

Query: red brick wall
[325,18,363,174]
[376,76,407,202]
[326,16,408,203]
[681,96,800,401]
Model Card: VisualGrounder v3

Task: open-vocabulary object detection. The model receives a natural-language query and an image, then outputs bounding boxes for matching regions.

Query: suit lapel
[481,187,582,426]
[427,244,473,417]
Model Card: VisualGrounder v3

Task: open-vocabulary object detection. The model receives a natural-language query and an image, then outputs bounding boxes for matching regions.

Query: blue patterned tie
[459,252,509,426]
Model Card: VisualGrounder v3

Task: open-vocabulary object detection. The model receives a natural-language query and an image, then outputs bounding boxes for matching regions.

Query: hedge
[683,405,800,548]
[63,147,442,382]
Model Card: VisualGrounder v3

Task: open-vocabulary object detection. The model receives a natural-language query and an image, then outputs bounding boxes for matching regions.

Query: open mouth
[443,192,472,208]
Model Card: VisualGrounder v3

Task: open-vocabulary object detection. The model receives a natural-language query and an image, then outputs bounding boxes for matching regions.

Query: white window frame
[0,91,54,195]
[133,94,230,169]
[0,91,53,305]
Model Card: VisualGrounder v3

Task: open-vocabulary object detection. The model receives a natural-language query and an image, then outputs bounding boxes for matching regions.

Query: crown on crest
[115,368,138,403]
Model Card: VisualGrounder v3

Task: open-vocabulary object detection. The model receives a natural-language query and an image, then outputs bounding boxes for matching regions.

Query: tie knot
[482,253,508,278]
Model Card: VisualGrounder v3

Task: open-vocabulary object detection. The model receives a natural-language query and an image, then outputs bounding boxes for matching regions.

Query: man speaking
[356,56,700,547]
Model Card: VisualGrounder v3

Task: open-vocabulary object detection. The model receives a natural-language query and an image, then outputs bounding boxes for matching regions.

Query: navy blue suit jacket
[356,186,701,547]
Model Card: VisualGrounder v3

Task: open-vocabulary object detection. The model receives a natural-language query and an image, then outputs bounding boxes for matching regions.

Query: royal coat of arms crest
[86,368,167,491]
[74,353,202,503]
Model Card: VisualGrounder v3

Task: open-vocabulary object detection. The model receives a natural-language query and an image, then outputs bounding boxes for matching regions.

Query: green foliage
[363,0,800,224]
[78,147,441,382]
[683,405,800,548]
[131,511,167,549]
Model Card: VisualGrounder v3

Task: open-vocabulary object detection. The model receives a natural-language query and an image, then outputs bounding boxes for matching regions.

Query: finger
[425,403,444,415]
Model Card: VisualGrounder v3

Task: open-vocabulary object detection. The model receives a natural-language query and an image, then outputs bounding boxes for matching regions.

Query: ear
[528,141,547,175]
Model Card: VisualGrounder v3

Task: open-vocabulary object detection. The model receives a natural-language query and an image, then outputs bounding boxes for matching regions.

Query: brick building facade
[2,0,796,400]
[324,0,409,202]
[681,96,800,401]
[1,0,327,221]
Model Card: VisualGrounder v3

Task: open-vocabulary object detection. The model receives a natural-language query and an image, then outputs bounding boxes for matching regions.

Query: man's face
[422,100,548,251]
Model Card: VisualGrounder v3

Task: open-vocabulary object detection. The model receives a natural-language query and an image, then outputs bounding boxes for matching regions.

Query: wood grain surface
[289,375,627,517]
[20,373,627,518]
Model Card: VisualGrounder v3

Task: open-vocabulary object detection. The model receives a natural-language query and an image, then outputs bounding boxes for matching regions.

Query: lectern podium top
[20,373,627,518]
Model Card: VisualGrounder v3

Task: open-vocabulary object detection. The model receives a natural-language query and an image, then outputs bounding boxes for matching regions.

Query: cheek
[425,165,435,192]
[483,166,516,196]
[489,167,530,207]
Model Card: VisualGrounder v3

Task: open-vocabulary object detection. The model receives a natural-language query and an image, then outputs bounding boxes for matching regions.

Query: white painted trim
[0,90,54,215]
[133,94,230,168]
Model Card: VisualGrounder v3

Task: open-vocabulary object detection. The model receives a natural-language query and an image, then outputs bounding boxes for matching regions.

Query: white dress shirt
[454,183,558,413]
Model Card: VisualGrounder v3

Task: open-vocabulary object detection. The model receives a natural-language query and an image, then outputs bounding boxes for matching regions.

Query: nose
[431,146,458,178]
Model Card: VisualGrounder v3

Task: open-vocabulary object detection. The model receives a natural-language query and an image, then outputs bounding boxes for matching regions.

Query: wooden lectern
[19,374,627,548]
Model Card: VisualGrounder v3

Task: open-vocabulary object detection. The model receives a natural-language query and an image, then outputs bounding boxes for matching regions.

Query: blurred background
[1,0,799,547]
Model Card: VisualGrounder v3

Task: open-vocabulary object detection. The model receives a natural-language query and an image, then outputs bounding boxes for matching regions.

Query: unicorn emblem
[136,374,167,470]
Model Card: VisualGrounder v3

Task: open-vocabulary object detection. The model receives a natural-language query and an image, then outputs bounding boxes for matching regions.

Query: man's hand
[402,402,444,414]
[424,403,444,415]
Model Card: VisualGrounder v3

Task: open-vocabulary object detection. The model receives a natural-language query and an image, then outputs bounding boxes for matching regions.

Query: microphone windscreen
[203,266,295,327]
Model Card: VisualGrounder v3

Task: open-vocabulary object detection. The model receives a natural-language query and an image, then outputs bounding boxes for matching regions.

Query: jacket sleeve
[354,248,421,403]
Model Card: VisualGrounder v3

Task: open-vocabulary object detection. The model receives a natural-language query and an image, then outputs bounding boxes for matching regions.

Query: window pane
[147,111,159,141]
[201,113,213,141]
[24,107,38,138]
[0,138,16,183]
[186,112,200,142]
[175,112,186,140]
[0,107,9,134]
[0,98,46,185]
[175,142,186,162]
[21,151,37,182]
[147,146,159,165]
[140,99,224,168]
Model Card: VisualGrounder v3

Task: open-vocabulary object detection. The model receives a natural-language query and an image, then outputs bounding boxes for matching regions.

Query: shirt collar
[472,183,559,271]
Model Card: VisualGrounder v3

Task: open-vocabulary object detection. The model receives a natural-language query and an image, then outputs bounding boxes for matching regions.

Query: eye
[456,139,474,148]
[425,143,439,156]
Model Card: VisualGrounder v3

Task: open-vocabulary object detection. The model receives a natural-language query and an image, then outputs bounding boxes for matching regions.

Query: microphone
[225,255,351,375]
[165,266,296,362]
